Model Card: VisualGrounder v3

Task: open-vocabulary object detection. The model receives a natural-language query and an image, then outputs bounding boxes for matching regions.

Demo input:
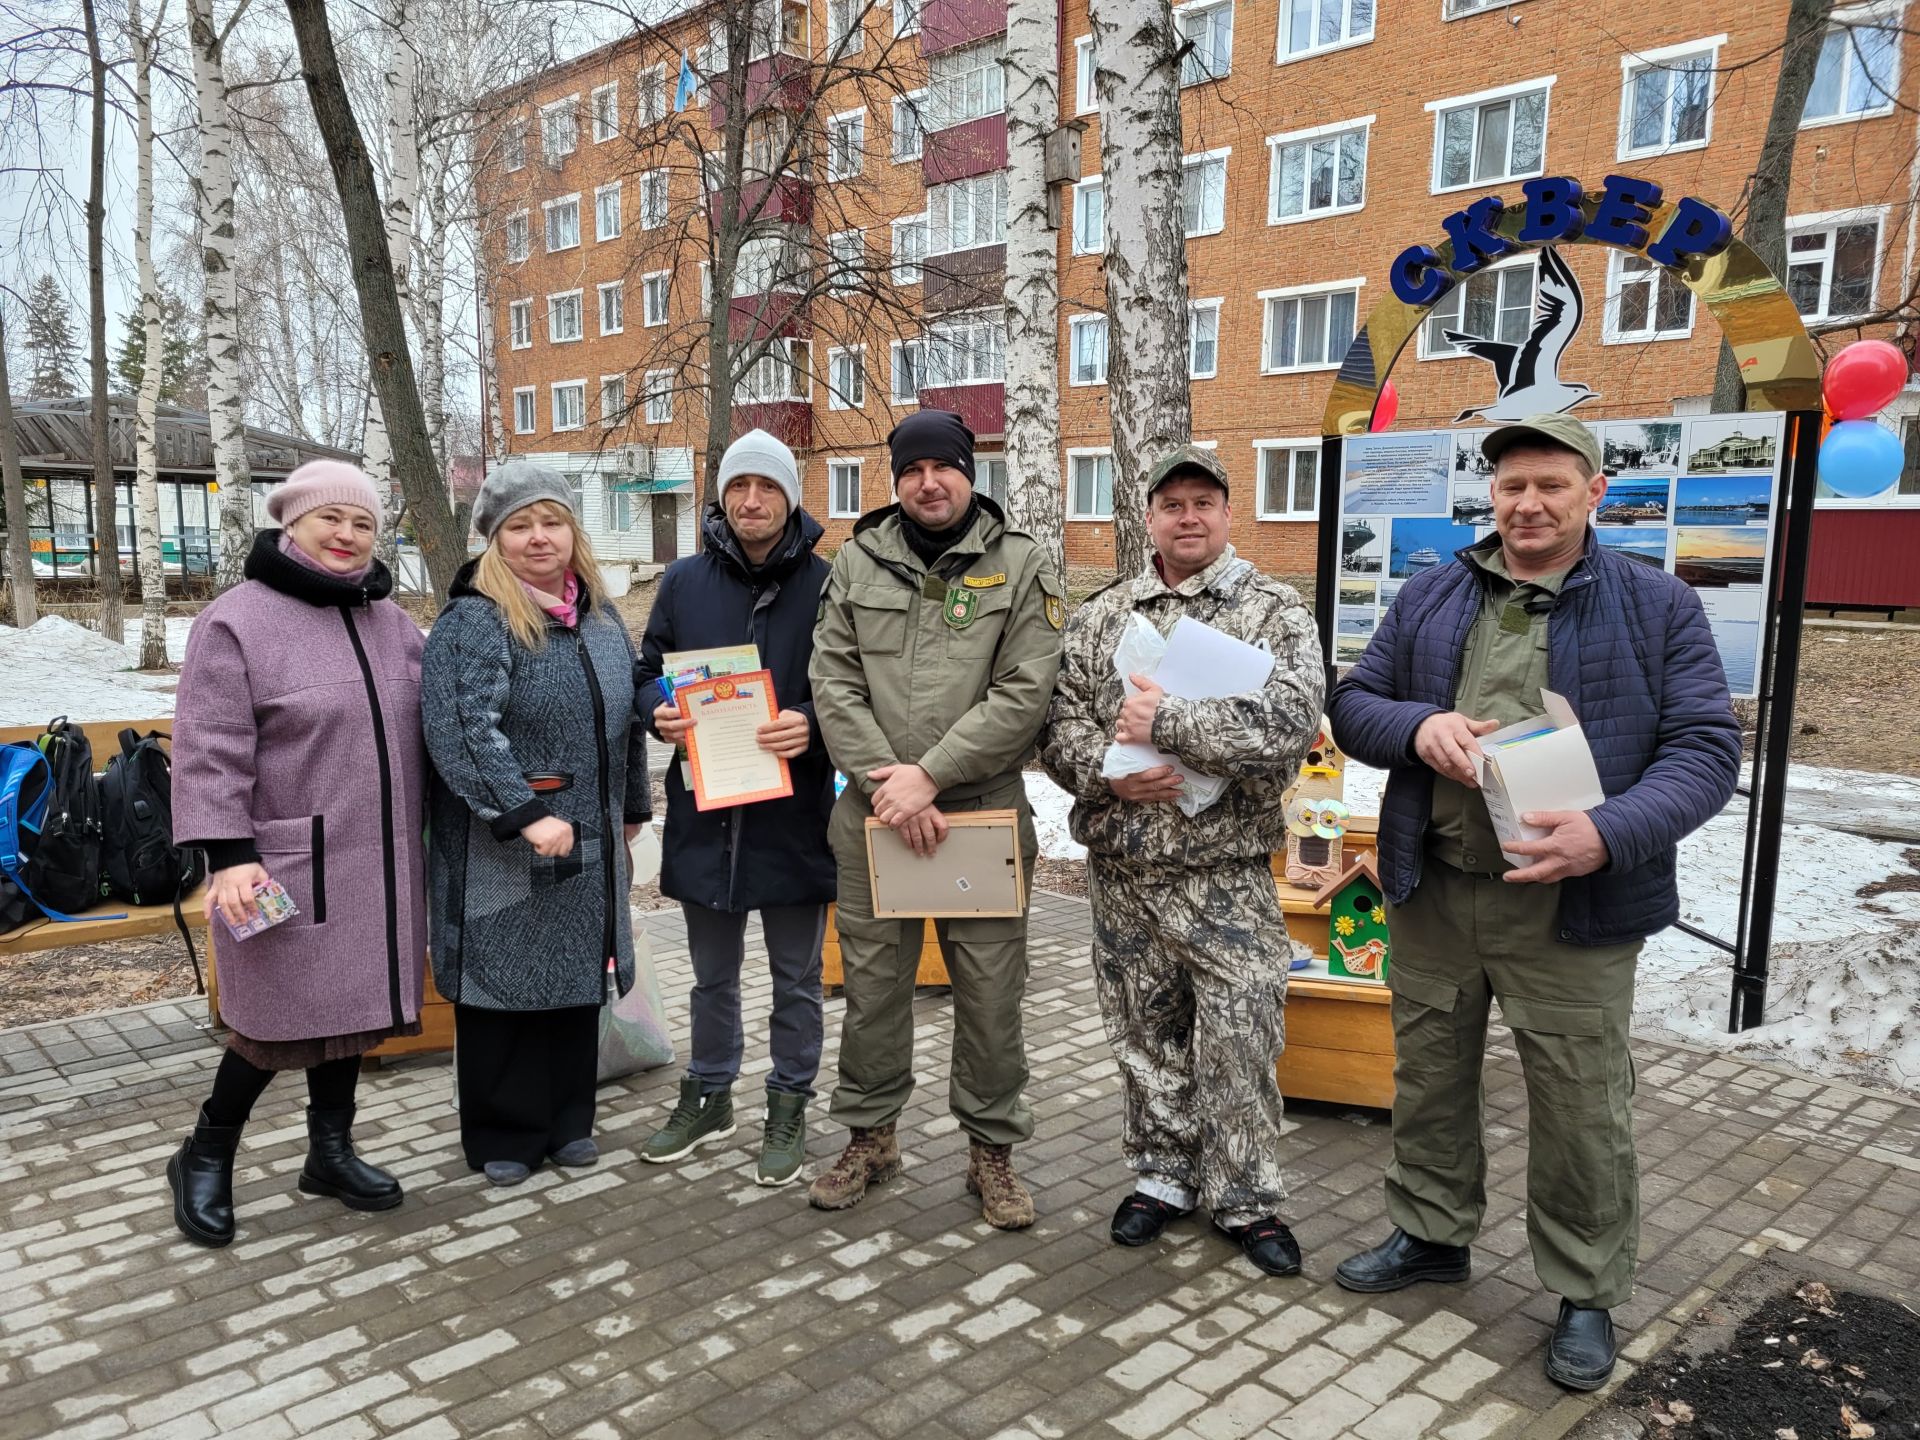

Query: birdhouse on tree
[1313,852,1389,982]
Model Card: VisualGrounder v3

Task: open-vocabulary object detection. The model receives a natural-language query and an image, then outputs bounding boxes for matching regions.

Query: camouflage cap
[1481,413,1603,474]
[1145,444,1231,499]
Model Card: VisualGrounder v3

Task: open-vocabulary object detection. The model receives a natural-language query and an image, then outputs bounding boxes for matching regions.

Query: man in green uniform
[1328,414,1740,1391]
[808,409,1065,1229]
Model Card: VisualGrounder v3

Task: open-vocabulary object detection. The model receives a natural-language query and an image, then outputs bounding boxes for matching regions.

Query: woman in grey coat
[422,463,650,1185]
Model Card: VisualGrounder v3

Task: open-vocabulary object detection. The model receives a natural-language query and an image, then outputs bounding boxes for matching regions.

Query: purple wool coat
[171,532,429,1042]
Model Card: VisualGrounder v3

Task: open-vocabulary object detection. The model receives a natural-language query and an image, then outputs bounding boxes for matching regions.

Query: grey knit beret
[716,428,801,510]
[473,460,576,540]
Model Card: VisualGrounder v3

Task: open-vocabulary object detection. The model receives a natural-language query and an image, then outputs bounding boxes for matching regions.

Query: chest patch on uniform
[944,586,978,628]
[962,572,1006,589]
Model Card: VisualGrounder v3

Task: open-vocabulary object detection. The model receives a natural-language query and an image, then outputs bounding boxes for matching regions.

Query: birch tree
[130,0,170,667]
[82,0,124,640]
[1003,0,1065,578]
[189,0,255,589]
[0,309,36,628]
[361,0,418,561]
[1090,0,1190,577]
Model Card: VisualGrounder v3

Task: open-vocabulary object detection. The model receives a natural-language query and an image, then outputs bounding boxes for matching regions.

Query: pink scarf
[521,569,580,628]
[279,531,371,585]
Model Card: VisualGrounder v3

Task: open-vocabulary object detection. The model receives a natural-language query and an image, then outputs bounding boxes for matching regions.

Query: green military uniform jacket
[810,497,1065,801]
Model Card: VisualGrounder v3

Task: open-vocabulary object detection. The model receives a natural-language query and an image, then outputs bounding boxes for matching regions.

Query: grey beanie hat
[473,460,576,540]
[715,429,801,511]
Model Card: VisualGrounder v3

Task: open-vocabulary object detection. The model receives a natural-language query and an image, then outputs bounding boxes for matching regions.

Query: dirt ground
[1775,626,1920,776]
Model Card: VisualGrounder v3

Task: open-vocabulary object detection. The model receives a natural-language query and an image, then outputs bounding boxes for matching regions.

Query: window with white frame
[974,455,1007,505]
[1176,0,1233,85]
[597,281,624,335]
[1604,251,1694,342]
[1182,151,1228,237]
[1787,213,1882,320]
[928,172,1008,253]
[541,97,578,165]
[549,289,583,342]
[734,235,810,296]
[1279,0,1373,61]
[1430,79,1551,191]
[544,195,581,251]
[1069,314,1109,385]
[600,374,626,424]
[502,119,527,172]
[736,339,808,402]
[699,262,712,308]
[1261,280,1359,372]
[1255,442,1319,519]
[637,66,666,125]
[828,346,866,409]
[552,380,586,431]
[893,92,926,160]
[505,212,529,263]
[508,299,532,349]
[1074,36,1096,114]
[827,0,864,54]
[829,460,864,517]
[926,311,1005,386]
[927,38,1006,131]
[592,82,619,142]
[828,111,865,180]
[1072,179,1105,255]
[512,386,535,434]
[895,0,922,36]
[595,182,623,241]
[1445,0,1508,14]
[1620,40,1718,157]
[609,484,639,532]
[640,170,668,229]
[828,230,864,291]
[645,370,673,423]
[1804,12,1899,124]
[1190,299,1221,378]
[892,338,925,400]
[891,214,928,284]
[642,271,670,327]
[1068,450,1114,519]
[1268,118,1368,223]
[1422,257,1535,357]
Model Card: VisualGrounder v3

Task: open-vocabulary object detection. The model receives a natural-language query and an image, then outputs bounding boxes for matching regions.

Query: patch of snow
[0,615,182,727]
[118,615,197,666]
[1025,772,1083,861]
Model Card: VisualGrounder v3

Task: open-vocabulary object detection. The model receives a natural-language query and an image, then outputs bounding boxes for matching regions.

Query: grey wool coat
[421,561,650,1010]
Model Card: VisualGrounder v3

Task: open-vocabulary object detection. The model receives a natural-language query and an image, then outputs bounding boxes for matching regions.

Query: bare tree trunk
[83,0,125,641]
[1004,0,1066,578]
[0,315,37,629]
[131,0,171,667]
[189,0,255,587]
[1713,0,1837,412]
[1091,0,1190,576]
[365,0,419,568]
[415,166,449,473]
[477,266,507,461]
[286,0,465,601]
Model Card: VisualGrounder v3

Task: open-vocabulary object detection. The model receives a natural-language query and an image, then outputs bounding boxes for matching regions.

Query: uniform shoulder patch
[1045,593,1065,630]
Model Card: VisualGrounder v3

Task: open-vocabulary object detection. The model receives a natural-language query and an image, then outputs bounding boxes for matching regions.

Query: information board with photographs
[1336,413,1784,699]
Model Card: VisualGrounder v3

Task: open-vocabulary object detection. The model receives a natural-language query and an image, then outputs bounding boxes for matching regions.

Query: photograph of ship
[1686,415,1780,472]
[1337,605,1378,640]
[1453,434,1493,478]
[1595,527,1670,569]
[1602,422,1682,475]
[1389,516,1478,577]
[1451,480,1496,527]
[1338,582,1377,607]
[1593,480,1671,525]
[1674,527,1768,587]
[1342,517,1387,576]
[1675,475,1772,526]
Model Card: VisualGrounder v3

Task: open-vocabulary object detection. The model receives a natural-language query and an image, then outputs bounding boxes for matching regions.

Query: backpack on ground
[22,716,105,917]
[97,728,206,991]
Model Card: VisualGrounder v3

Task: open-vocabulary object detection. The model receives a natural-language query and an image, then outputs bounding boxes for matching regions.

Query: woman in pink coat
[166,461,429,1247]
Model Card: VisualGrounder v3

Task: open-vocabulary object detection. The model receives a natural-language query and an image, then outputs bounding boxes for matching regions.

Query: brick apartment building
[475,0,1919,589]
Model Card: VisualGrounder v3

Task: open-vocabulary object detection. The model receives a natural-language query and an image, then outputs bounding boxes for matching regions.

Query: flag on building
[674,51,697,112]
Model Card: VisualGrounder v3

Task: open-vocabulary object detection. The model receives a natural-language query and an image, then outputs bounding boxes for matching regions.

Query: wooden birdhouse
[1313,852,1389,983]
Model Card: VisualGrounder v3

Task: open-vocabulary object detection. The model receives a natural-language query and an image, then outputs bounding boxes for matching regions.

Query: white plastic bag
[1099,614,1228,818]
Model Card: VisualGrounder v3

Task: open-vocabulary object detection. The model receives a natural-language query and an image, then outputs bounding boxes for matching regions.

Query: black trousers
[454,1003,600,1170]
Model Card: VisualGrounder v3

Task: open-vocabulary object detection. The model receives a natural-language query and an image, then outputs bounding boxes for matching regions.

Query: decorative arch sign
[1312,175,1827,1033]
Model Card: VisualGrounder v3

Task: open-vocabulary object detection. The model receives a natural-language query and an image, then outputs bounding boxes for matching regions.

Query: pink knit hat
[267,460,384,532]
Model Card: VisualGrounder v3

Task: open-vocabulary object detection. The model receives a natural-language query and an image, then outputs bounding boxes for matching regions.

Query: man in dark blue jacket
[1327,413,1740,1391]
[635,429,836,1187]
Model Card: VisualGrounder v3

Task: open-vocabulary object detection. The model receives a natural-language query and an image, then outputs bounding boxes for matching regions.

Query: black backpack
[24,717,104,916]
[99,730,205,905]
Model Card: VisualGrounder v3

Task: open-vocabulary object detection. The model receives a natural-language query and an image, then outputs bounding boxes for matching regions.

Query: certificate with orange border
[676,669,794,810]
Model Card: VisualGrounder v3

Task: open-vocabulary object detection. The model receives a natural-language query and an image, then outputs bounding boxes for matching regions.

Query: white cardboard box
[1473,690,1606,867]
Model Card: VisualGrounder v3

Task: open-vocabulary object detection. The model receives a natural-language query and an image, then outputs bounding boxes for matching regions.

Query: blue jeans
[682,902,826,1097]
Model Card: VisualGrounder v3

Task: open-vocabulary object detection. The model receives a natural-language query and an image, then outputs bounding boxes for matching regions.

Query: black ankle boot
[297,1105,403,1212]
[167,1104,243,1247]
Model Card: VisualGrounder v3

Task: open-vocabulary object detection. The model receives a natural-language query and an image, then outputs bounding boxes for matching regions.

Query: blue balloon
[1819,419,1904,499]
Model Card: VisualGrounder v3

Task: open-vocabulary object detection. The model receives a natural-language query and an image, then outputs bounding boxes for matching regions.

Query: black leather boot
[166,1105,242,1247]
[1545,1299,1617,1391]
[297,1106,403,1212]
[1334,1226,1472,1292]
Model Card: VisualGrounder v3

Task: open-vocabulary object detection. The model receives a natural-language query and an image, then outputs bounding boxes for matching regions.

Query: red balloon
[1370,380,1399,433]
[1822,340,1909,421]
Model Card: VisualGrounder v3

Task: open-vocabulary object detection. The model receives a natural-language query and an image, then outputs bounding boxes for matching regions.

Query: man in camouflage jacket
[1041,446,1324,1276]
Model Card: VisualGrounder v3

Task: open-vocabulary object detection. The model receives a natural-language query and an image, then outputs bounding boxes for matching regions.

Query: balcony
[727,291,811,342]
[920,0,1006,57]
[707,51,811,130]
[732,400,811,448]
[916,383,1003,439]
[922,244,1005,315]
[709,173,814,227]
[922,115,1006,186]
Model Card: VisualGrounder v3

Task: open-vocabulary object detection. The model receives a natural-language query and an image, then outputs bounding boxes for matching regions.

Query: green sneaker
[641,1078,736,1164]
[756,1091,808,1187]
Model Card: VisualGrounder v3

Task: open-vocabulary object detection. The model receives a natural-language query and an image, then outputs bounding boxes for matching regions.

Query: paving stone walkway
[4,892,1919,1440]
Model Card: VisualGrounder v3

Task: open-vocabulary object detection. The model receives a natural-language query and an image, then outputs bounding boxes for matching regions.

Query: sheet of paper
[662,644,761,681]
[1153,616,1275,698]
[677,669,793,811]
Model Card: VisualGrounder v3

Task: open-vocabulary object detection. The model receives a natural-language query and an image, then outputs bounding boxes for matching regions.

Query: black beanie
[888,409,975,485]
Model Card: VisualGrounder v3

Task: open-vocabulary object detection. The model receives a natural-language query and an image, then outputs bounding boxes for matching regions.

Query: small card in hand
[224,880,299,940]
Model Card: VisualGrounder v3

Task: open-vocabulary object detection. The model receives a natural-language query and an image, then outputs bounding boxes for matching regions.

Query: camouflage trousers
[1087,855,1291,1225]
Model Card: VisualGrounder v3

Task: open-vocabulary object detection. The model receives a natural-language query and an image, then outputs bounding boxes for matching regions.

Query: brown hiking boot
[966,1141,1035,1230]
[807,1123,902,1210]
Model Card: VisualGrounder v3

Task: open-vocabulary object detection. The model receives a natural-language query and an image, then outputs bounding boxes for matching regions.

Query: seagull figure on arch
[1446,245,1598,423]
